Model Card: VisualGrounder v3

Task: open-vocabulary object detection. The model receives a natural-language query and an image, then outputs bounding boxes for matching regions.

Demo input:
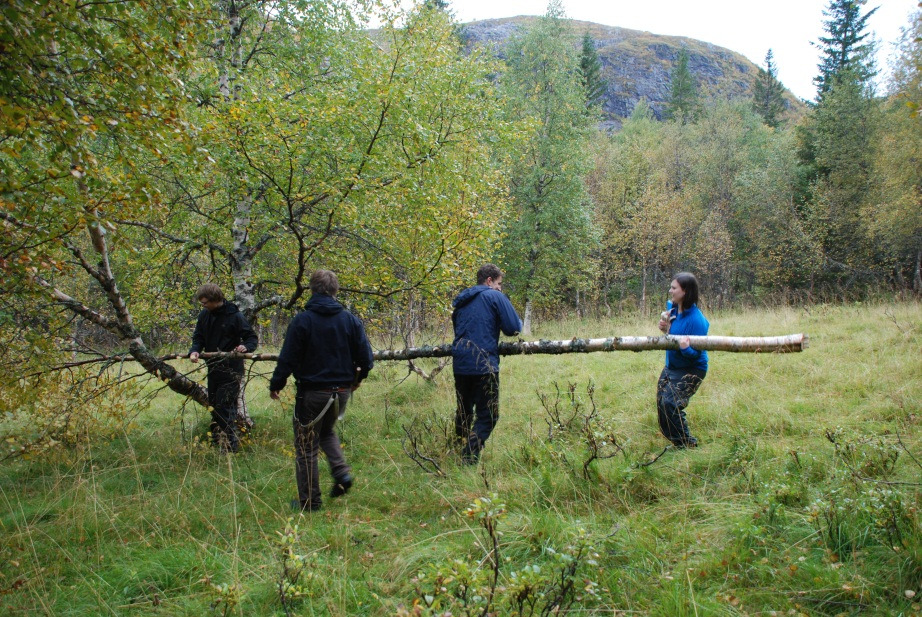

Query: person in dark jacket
[656,272,709,448]
[270,270,374,512]
[452,263,522,464]
[189,284,258,453]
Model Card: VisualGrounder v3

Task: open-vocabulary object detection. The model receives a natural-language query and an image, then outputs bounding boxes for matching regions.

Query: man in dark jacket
[270,270,374,512]
[452,264,522,464]
[189,284,258,453]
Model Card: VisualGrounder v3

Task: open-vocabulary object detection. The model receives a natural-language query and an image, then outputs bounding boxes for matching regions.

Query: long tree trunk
[522,299,533,335]
[914,248,922,295]
[57,332,809,379]
[371,333,809,359]
[231,193,256,428]
[220,2,257,428]
[171,333,807,365]
[640,257,647,316]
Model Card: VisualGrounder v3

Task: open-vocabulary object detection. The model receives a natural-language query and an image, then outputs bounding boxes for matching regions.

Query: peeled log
[187,333,807,363]
[375,333,808,360]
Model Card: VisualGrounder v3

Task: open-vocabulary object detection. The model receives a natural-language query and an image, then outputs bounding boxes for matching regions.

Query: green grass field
[1,301,920,615]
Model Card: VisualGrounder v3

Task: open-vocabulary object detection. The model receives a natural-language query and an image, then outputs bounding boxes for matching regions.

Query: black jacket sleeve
[269,315,305,392]
[189,310,207,354]
[351,316,374,384]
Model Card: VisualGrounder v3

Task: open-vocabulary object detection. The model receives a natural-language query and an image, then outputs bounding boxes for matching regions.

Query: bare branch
[401,424,443,476]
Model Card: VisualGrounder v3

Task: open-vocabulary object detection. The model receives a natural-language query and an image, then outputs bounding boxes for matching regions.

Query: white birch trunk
[522,299,533,335]
[640,258,647,316]
[186,333,808,365]
[914,248,921,294]
[231,194,255,428]
[220,1,254,428]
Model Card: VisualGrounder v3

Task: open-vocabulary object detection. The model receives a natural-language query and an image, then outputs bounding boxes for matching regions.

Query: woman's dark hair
[673,272,700,310]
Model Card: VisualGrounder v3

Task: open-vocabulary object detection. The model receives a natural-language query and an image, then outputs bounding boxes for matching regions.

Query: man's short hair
[476,264,502,285]
[310,269,340,296]
[195,283,224,303]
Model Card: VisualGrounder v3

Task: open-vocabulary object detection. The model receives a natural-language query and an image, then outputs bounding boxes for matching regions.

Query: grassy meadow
[1,301,920,616]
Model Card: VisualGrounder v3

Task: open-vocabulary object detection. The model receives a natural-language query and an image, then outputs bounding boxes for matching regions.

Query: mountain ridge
[458,16,803,129]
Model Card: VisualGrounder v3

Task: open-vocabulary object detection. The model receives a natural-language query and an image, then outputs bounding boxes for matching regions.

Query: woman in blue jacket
[656,272,708,448]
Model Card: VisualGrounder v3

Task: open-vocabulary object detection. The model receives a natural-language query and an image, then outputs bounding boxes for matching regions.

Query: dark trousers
[656,367,706,447]
[207,366,241,452]
[454,372,499,460]
[293,389,351,509]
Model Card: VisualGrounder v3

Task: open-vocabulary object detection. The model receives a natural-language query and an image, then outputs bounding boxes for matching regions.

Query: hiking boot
[291,499,321,513]
[330,475,353,498]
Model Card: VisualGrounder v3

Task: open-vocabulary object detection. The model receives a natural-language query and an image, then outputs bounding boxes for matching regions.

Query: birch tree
[499,1,598,333]
[1,0,514,448]
[0,0,210,404]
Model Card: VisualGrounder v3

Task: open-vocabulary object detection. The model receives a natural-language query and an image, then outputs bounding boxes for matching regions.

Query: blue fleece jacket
[451,285,522,375]
[665,301,709,372]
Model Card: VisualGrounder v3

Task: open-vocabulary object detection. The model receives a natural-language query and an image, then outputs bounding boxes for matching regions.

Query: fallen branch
[401,424,444,476]
[192,333,812,362]
[34,333,808,376]
[374,333,809,360]
[406,358,451,381]
[637,447,669,468]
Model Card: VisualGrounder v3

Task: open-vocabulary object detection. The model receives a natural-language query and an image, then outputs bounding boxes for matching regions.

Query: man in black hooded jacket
[189,284,258,452]
[270,270,374,512]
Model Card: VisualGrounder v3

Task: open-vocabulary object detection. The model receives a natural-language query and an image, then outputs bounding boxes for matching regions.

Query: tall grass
[1,301,920,615]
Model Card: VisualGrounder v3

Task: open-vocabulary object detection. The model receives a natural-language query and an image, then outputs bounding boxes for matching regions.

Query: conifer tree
[799,0,881,284]
[752,49,786,128]
[423,0,451,12]
[813,0,879,98]
[578,32,607,109]
[665,48,698,124]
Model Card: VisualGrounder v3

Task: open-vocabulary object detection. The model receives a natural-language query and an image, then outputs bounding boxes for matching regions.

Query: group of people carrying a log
[188,265,709,512]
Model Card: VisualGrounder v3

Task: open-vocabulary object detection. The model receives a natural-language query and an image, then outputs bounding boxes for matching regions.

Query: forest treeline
[0,0,920,451]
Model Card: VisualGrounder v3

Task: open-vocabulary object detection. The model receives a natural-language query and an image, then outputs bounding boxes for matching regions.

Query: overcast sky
[443,0,918,101]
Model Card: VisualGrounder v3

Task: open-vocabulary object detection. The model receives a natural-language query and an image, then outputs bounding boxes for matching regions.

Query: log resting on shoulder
[186,333,808,363]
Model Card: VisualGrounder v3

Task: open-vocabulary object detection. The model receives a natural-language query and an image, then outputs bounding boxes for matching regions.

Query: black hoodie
[189,301,258,373]
[269,294,374,391]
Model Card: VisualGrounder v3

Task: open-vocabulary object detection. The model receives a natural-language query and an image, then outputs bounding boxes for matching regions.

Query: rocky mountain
[458,16,803,129]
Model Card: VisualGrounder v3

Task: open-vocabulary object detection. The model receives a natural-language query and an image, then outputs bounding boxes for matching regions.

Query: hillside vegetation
[460,16,805,127]
[1,301,919,615]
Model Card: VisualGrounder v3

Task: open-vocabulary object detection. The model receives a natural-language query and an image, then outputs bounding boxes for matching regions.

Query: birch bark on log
[180,333,807,364]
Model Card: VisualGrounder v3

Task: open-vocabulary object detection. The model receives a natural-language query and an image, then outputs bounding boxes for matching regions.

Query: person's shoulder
[486,289,514,307]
